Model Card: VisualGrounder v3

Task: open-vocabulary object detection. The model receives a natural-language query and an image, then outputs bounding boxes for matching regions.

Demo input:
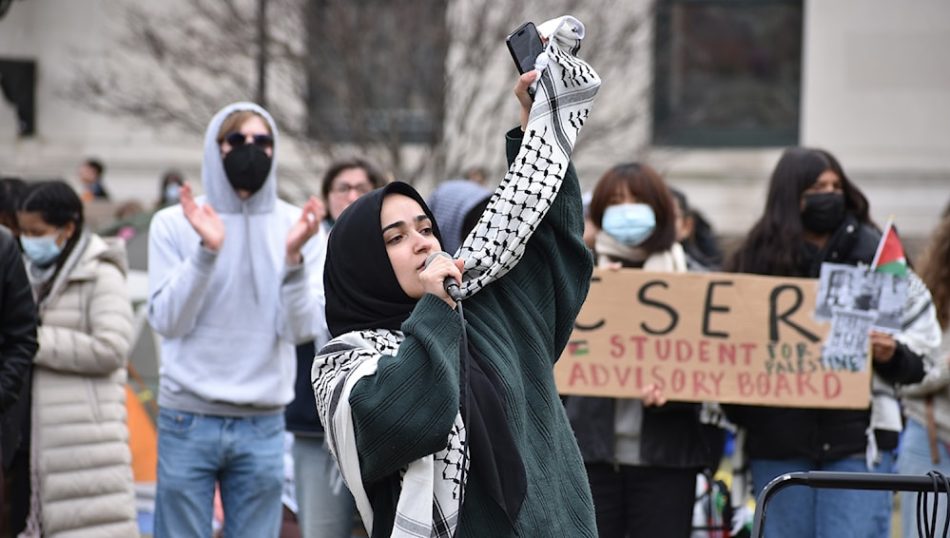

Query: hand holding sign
[870,331,897,362]
[641,384,667,407]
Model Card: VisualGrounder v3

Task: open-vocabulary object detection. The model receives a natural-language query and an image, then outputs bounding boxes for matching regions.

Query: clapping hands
[180,183,225,252]
[285,196,325,264]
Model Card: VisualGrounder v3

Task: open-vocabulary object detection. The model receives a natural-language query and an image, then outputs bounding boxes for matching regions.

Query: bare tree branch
[64,0,654,196]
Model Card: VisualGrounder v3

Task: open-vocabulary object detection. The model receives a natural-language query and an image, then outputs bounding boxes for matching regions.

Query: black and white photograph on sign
[814,263,907,332]
[821,308,877,373]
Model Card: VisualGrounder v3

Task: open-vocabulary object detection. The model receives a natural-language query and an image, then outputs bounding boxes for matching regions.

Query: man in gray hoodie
[148,102,327,537]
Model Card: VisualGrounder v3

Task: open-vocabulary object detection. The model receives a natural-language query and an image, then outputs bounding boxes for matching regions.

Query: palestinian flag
[871,218,908,277]
[567,340,589,356]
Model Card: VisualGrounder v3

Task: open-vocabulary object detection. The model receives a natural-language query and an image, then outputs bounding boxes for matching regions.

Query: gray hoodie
[147,102,328,415]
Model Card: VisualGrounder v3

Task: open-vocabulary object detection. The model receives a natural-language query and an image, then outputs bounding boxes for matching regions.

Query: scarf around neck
[596,229,688,273]
[595,229,649,265]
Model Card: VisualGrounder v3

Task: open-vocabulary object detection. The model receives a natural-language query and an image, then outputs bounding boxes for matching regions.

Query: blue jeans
[751,453,895,538]
[898,417,950,538]
[154,408,285,538]
[292,436,356,538]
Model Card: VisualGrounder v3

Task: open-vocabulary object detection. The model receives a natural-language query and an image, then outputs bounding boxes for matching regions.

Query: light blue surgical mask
[602,203,656,246]
[20,234,63,267]
[164,184,181,204]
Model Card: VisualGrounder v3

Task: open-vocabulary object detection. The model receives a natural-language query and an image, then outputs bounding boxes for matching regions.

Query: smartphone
[506,21,545,76]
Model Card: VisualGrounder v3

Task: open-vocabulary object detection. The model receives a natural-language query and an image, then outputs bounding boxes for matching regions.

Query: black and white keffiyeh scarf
[312,15,600,538]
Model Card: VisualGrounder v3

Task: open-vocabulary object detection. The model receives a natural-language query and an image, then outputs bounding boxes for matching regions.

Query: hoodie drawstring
[243,203,261,305]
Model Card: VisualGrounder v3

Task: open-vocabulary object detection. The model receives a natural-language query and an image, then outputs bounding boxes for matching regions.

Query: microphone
[424,251,463,302]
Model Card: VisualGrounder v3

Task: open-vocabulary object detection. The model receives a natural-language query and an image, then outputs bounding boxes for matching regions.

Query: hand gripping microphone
[424,251,463,302]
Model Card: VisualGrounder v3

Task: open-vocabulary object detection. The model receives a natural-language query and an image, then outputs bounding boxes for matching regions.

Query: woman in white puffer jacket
[16,180,136,537]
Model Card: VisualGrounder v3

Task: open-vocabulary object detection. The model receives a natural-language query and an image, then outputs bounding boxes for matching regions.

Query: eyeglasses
[330,182,373,195]
[224,132,274,149]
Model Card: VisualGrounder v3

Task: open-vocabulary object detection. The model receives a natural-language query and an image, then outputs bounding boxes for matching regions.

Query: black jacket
[726,215,926,461]
[565,396,724,469]
[0,226,38,468]
[285,340,324,436]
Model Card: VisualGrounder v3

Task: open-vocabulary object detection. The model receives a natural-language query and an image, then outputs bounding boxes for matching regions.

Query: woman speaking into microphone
[310,16,600,538]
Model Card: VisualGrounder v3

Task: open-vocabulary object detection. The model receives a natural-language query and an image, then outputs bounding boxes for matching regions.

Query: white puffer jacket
[26,232,137,537]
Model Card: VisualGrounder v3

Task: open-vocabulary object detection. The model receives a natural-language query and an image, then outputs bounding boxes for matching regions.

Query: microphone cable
[454,297,471,537]
[424,250,470,535]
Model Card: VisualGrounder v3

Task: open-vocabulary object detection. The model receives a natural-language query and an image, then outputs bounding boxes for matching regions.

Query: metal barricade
[752,471,950,538]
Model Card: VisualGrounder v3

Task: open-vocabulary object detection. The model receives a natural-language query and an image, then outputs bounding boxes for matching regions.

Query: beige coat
[27,232,137,537]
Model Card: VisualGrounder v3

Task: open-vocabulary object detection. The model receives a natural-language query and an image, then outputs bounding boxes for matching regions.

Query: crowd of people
[1,19,949,538]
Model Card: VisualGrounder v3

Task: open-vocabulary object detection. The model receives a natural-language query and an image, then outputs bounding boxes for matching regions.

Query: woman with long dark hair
[730,148,871,277]
[727,148,941,537]
[16,180,137,536]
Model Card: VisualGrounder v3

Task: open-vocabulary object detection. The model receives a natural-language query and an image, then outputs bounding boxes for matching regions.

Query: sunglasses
[224,132,274,149]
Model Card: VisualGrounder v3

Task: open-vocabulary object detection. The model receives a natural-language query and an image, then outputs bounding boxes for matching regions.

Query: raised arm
[451,119,593,364]
[450,22,599,359]
[277,211,329,345]
[497,129,592,360]
[454,51,597,291]
[147,209,217,338]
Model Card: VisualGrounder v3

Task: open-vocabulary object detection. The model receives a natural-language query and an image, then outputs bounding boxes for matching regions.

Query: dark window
[305,0,446,144]
[652,0,803,147]
[0,59,36,137]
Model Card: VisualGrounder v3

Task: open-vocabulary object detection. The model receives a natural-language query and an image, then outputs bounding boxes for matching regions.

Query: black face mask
[801,192,845,234]
[223,144,272,195]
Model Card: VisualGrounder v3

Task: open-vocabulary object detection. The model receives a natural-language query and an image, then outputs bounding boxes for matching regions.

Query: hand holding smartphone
[506,22,545,99]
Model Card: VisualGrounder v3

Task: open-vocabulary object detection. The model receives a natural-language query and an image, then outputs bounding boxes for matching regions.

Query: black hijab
[324,181,442,338]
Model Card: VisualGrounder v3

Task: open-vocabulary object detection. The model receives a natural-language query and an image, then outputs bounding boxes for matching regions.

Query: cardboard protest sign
[555,269,872,409]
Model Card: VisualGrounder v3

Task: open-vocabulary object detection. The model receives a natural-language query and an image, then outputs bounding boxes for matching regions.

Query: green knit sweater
[349,131,597,537]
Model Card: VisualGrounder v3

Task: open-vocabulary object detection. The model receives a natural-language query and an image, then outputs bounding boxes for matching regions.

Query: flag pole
[870,215,895,270]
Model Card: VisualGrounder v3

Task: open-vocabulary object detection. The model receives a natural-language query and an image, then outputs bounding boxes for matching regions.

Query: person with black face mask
[147,103,328,537]
[725,148,942,538]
